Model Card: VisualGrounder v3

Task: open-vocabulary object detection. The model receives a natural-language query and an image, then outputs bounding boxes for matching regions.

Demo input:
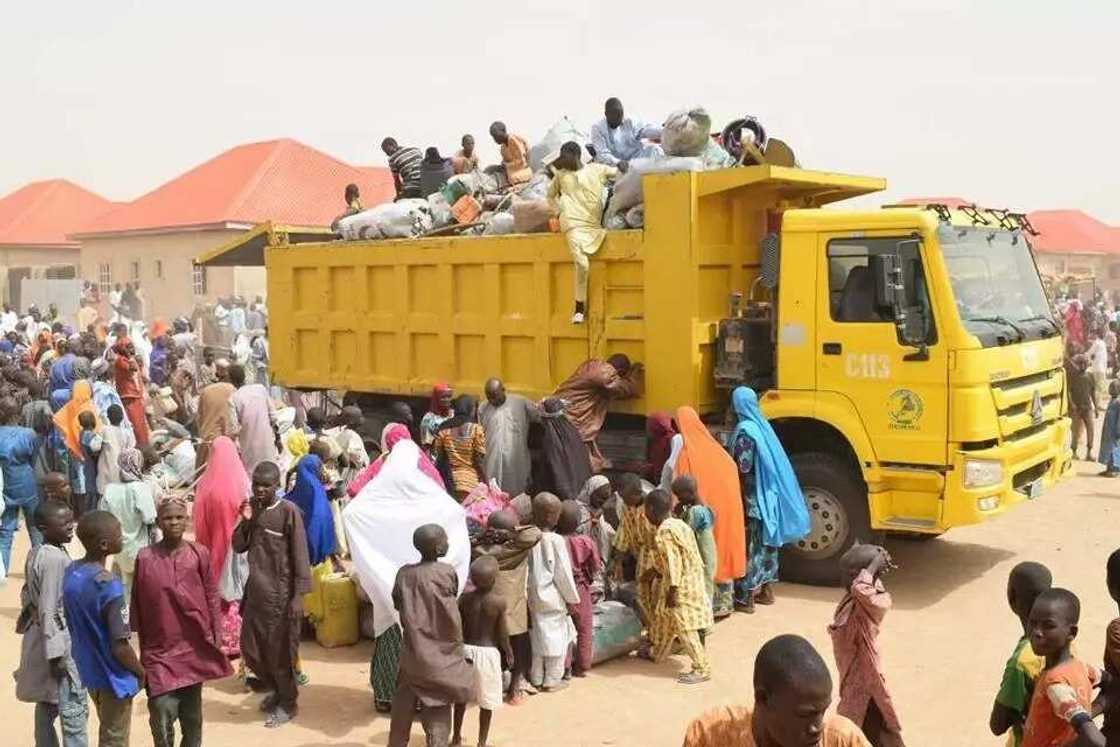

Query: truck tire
[779,453,880,587]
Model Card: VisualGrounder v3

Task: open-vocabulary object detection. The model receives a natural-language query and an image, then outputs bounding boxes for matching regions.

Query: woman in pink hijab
[192,435,251,658]
[346,423,444,497]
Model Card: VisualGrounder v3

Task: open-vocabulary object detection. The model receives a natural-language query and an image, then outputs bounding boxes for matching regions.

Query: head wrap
[429,381,452,417]
[118,447,144,482]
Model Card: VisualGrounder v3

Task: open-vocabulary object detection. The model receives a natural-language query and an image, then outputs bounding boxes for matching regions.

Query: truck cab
[724,205,1070,583]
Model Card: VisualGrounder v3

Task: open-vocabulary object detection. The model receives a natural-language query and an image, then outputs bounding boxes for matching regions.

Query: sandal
[677,671,711,685]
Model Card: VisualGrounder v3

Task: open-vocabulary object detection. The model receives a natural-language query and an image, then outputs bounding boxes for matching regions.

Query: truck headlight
[963,459,1004,488]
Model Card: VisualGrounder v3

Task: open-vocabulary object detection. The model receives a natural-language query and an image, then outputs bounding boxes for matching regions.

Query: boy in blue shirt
[63,510,144,747]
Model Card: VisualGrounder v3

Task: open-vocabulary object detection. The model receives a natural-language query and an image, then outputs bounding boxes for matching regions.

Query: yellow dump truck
[200,165,1071,583]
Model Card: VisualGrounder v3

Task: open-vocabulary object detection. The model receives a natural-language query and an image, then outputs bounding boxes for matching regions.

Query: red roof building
[74,138,393,320]
[1026,210,1120,256]
[0,179,119,248]
[74,138,393,238]
[0,179,118,309]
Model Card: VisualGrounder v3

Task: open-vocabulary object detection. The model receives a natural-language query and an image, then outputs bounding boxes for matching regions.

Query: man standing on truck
[553,353,642,472]
[488,122,532,186]
[381,138,424,200]
[547,141,619,325]
[590,97,663,173]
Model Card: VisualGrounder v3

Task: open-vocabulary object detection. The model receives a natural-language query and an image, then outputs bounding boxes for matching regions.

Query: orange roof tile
[73,139,395,237]
[0,180,119,248]
[893,196,974,209]
[1027,210,1120,256]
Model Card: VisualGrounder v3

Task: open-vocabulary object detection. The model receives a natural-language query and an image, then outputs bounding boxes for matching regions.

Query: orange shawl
[53,379,99,458]
[674,406,747,582]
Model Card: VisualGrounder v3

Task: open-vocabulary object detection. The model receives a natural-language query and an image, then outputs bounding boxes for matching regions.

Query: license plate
[1028,478,1045,500]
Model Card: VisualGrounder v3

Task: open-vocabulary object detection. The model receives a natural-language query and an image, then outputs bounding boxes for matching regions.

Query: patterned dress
[432,422,486,498]
[648,518,714,673]
[730,432,780,603]
[613,502,657,622]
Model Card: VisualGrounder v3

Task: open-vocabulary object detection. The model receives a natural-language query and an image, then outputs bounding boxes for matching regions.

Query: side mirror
[873,254,904,314]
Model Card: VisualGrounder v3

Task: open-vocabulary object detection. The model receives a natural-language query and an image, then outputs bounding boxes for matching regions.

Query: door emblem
[887,389,924,431]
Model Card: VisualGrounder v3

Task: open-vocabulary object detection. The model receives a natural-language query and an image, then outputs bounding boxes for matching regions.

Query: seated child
[829,544,905,747]
[1021,588,1108,747]
[453,555,511,747]
[990,561,1051,746]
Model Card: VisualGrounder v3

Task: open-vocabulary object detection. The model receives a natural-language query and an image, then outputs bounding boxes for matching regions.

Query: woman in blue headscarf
[727,386,810,612]
[285,454,336,566]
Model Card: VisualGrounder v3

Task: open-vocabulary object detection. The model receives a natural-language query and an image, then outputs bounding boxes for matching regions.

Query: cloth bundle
[336,199,433,240]
[662,107,713,157]
[530,117,588,172]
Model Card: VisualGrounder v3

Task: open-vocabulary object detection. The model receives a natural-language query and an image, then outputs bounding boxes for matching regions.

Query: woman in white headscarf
[342,438,469,713]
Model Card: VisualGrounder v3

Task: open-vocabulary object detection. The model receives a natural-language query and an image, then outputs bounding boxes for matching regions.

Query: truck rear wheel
[779,453,879,587]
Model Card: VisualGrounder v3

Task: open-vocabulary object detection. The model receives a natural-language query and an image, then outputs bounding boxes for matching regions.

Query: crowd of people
[11,277,1120,747]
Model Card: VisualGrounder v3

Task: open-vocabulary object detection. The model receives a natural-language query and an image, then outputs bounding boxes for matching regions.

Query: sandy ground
[2,458,1118,747]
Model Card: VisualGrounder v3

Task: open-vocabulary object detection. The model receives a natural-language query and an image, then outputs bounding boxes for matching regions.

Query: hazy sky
[3,1,1117,221]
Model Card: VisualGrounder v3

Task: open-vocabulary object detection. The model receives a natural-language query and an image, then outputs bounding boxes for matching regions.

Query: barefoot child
[990,562,1052,746]
[557,500,600,676]
[232,462,311,729]
[15,501,89,746]
[1021,588,1108,747]
[62,510,145,747]
[472,509,541,704]
[829,544,905,747]
[671,475,716,611]
[683,634,871,746]
[132,497,232,747]
[388,524,474,747]
[452,555,511,747]
[642,488,713,685]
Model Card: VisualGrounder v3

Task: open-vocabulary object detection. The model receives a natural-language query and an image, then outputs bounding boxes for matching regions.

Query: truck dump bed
[198,166,884,414]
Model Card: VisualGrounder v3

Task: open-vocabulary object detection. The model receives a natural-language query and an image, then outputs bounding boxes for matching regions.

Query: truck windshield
[939,224,1057,345]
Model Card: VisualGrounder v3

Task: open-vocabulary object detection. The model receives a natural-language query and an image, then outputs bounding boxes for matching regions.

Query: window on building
[155,260,163,279]
[45,265,77,280]
[130,261,140,281]
[192,264,207,296]
[98,263,112,294]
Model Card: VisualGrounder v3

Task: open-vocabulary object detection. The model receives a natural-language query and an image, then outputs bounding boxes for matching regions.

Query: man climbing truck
[198,165,1071,585]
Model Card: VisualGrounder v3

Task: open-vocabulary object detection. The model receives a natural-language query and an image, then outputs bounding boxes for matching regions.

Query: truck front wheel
[779,453,880,587]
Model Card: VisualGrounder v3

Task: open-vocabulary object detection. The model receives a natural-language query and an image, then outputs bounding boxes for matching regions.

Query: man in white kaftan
[527,494,580,690]
[478,378,539,496]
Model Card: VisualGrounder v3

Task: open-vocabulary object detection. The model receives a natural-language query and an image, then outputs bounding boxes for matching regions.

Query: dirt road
[2,459,1117,746]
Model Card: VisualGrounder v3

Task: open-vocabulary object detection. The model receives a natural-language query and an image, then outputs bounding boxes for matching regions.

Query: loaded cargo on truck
[198,163,1071,584]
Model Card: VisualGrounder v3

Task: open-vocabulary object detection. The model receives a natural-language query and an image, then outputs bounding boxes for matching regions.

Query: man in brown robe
[553,353,642,472]
[194,359,235,471]
[232,463,311,729]
[389,524,475,747]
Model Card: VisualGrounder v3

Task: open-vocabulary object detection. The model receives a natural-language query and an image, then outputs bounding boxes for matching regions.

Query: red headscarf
[192,436,252,585]
[429,381,452,417]
[645,412,676,482]
[113,335,133,356]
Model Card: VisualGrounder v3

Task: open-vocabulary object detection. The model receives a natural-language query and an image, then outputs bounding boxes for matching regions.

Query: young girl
[671,475,716,609]
[829,543,905,747]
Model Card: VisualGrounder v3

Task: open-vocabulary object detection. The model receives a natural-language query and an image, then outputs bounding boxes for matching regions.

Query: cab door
[816,234,949,467]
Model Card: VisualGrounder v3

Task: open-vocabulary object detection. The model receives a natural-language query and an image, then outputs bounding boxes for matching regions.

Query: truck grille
[1013,459,1052,494]
[990,367,1063,441]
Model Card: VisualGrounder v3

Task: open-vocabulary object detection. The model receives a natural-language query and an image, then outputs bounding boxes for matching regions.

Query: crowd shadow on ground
[777,536,1014,611]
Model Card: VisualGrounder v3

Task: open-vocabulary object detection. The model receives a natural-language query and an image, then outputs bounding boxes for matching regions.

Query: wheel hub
[791,487,849,560]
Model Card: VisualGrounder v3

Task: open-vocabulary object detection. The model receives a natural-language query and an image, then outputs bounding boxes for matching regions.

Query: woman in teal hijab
[727,386,810,612]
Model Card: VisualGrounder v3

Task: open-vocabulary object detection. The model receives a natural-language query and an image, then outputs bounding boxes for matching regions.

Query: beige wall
[0,245,81,307]
[78,228,266,321]
[1036,252,1120,296]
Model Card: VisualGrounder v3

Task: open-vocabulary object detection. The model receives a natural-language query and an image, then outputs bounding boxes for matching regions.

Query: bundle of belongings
[337,107,782,240]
